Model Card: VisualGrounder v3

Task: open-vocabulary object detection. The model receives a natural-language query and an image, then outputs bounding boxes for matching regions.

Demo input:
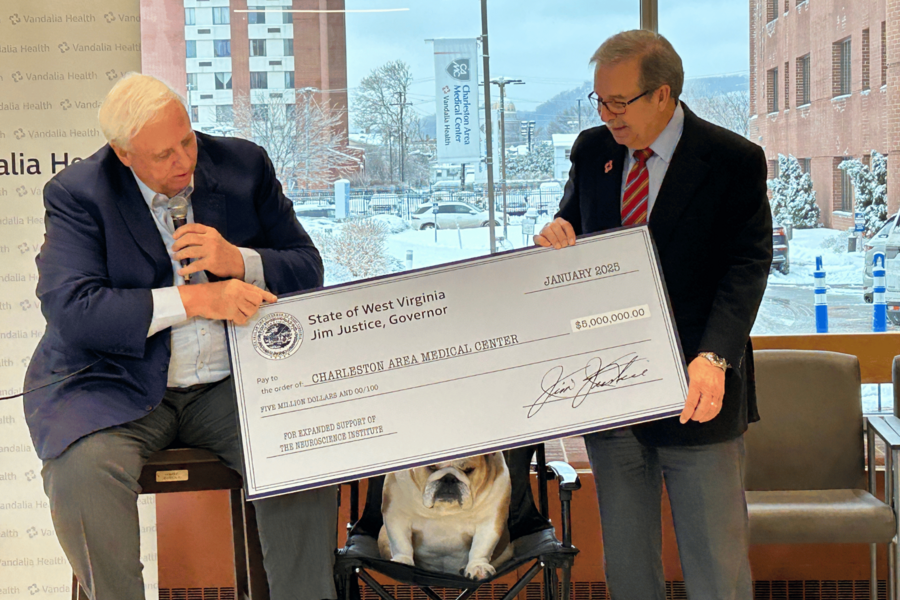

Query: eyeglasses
[587,90,652,115]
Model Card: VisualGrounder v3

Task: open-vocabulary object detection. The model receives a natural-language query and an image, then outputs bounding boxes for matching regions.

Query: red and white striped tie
[621,148,654,226]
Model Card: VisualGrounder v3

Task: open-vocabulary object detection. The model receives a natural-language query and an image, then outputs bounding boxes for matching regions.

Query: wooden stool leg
[242,496,270,600]
[230,489,250,599]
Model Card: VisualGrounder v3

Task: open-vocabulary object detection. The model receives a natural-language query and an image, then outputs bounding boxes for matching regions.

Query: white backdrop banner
[433,38,481,165]
[0,2,154,598]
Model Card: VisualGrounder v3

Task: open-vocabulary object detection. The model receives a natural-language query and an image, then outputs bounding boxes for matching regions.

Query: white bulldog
[378,452,513,579]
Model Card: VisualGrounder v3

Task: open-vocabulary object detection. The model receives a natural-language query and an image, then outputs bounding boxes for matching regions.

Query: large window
[215,72,232,90]
[185,40,196,59]
[247,7,266,24]
[797,54,810,106]
[250,39,266,57]
[214,39,231,58]
[213,7,230,25]
[833,37,851,97]
[284,38,294,57]
[250,71,268,89]
[783,61,789,110]
[185,8,195,26]
[835,157,854,212]
[862,28,870,90]
[284,71,295,89]
[186,72,198,91]
[767,67,779,112]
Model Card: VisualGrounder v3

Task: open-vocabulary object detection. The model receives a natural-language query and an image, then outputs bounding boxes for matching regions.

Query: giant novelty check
[228,226,688,499]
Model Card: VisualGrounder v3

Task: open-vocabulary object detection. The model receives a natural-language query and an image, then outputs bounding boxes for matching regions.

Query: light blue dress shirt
[620,102,685,215]
[133,172,266,388]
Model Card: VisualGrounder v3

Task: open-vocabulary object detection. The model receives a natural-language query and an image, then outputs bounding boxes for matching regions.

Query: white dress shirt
[133,172,266,388]
[620,102,685,214]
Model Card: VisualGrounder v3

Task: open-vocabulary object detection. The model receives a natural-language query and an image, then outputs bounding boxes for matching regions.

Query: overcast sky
[344,0,749,115]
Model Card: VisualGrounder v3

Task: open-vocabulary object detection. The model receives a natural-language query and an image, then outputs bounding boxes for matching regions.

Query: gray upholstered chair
[745,349,900,600]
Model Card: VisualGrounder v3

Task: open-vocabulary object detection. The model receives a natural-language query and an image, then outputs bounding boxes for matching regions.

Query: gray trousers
[584,427,752,600]
[41,379,338,600]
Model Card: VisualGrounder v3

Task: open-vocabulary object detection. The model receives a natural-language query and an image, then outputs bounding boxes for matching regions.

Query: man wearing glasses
[536,30,772,600]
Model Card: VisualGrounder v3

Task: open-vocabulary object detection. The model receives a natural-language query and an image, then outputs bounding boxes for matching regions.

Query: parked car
[495,193,528,216]
[368,193,400,215]
[863,213,898,302]
[452,191,479,204]
[294,204,335,219]
[878,218,900,324]
[409,202,501,230]
[771,223,790,274]
[527,181,564,215]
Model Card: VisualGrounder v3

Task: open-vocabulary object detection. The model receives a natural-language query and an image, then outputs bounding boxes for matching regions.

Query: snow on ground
[385,218,552,270]
[768,227,865,287]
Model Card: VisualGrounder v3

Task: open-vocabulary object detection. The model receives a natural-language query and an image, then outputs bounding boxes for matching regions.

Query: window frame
[250,71,269,90]
[797,54,811,106]
[215,72,232,90]
[214,39,231,58]
[250,39,267,58]
[212,7,230,25]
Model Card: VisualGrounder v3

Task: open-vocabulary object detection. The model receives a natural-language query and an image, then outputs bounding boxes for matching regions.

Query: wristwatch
[697,352,729,372]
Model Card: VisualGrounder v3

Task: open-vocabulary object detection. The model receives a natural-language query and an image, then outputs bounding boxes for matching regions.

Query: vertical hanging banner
[433,38,481,164]
[0,1,154,598]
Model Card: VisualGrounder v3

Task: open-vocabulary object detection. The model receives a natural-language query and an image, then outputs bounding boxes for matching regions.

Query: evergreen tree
[505,142,554,180]
[839,151,888,235]
[767,154,820,228]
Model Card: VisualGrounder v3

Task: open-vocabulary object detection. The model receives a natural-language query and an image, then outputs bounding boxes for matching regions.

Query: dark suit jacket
[24,132,323,460]
[558,105,772,447]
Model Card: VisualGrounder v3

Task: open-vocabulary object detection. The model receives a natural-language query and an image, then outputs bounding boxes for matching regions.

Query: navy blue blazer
[24,133,323,460]
[557,105,773,447]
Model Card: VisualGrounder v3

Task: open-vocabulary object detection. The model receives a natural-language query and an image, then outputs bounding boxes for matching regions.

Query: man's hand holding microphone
[167,197,275,325]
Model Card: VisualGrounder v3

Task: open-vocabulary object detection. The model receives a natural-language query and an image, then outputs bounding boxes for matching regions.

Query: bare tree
[232,91,352,190]
[682,86,751,138]
[352,60,423,186]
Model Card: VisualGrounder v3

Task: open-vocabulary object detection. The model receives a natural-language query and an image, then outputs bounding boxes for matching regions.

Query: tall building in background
[141,0,351,184]
[749,0,900,228]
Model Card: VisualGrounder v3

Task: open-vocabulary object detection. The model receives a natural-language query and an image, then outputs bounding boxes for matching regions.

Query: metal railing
[288,186,562,220]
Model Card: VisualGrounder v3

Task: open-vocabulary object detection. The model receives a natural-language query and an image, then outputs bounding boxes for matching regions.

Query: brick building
[749,0,900,229]
[139,0,352,185]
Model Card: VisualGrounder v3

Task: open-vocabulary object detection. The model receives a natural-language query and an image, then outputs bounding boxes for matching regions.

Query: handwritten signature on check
[526,352,649,418]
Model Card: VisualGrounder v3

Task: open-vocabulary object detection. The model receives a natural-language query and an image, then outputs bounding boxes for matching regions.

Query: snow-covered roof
[551,134,578,148]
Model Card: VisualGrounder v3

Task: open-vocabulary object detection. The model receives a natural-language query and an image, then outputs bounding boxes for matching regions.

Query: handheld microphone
[167,195,192,283]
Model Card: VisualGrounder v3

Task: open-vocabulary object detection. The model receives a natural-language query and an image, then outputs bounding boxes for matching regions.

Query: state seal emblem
[251,312,304,360]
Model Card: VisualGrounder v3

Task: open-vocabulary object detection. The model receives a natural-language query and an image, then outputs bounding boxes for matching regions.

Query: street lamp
[490,76,524,241]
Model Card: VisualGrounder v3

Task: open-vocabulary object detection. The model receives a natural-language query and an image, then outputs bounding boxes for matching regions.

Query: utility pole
[392,91,413,186]
[575,98,583,132]
[490,76,524,241]
[298,87,318,189]
[480,0,497,253]
[388,131,393,184]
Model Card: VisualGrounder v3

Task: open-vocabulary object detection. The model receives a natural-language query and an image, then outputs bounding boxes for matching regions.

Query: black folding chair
[334,445,581,600]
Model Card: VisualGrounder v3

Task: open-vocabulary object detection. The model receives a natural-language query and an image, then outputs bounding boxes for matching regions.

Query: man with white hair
[24,73,337,599]
[537,30,771,599]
